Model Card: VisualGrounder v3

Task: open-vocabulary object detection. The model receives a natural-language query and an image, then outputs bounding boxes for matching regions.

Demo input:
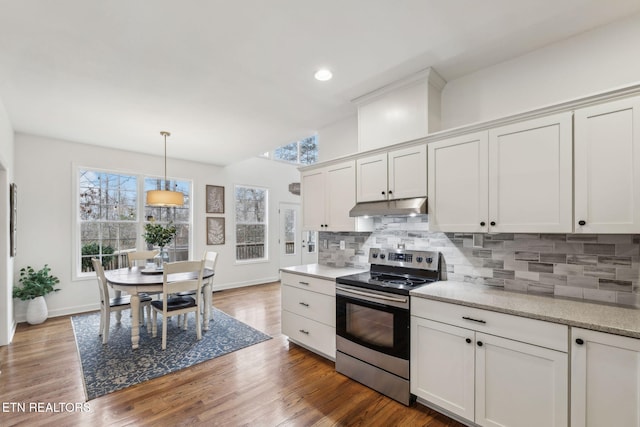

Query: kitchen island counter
[280,263,368,281]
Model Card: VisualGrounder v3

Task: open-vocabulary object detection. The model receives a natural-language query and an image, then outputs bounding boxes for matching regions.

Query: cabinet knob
[465,338,472,344]
[388,190,393,195]
[575,338,584,345]
[578,220,586,226]
[480,221,486,226]
[477,341,483,347]
[490,221,496,226]
[381,191,386,195]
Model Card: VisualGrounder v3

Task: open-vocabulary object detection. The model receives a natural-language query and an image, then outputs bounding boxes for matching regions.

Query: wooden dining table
[104,266,215,349]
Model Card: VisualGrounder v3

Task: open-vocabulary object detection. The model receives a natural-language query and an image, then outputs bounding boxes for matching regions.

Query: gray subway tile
[583,288,617,304]
[528,262,554,273]
[567,275,598,289]
[483,259,504,269]
[599,279,633,292]
[598,255,632,267]
[540,253,567,264]
[583,243,616,255]
[472,249,492,258]
[515,251,539,261]
[567,234,598,242]
[554,285,584,299]
[493,269,515,279]
[567,254,598,266]
[539,273,567,287]
[584,265,616,279]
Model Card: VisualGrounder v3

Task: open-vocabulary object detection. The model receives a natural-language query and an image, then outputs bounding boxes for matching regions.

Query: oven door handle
[336,286,408,303]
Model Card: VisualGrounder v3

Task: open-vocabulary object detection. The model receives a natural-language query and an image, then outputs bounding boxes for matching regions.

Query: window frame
[73,164,193,280]
[234,184,269,264]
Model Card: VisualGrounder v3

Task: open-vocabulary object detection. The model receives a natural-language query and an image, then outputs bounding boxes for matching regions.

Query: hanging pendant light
[146,131,184,207]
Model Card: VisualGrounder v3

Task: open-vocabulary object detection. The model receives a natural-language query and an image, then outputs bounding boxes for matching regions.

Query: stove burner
[370,273,430,287]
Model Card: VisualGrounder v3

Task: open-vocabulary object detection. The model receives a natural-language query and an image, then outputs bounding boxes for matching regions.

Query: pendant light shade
[146,131,184,207]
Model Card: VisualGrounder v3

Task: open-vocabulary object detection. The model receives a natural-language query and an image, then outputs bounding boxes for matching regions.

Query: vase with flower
[142,221,177,269]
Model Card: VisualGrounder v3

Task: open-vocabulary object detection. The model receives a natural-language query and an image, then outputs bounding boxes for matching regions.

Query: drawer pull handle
[299,329,309,335]
[299,302,309,307]
[575,338,584,345]
[298,281,310,286]
[462,316,486,324]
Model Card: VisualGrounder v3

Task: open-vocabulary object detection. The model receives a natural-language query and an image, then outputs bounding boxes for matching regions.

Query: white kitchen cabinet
[301,160,371,231]
[574,96,640,233]
[411,298,569,427]
[280,271,336,360]
[356,144,427,202]
[571,327,640,427]
[427,112,572,233]
[428,132,488,232]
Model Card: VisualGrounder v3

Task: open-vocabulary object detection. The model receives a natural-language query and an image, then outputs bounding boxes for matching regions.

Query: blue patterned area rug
[71,308,271,400]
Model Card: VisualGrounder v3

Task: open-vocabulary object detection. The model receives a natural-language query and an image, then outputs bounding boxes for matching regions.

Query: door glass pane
[284,208,295,255]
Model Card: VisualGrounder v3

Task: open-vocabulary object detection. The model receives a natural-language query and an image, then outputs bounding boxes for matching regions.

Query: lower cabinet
[411,298,569,427]
[571,328,640,427]
[280,272,336,360]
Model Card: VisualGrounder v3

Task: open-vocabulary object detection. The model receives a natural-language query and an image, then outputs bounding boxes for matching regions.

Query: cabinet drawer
[280,272,335,297]
[282,285,335,327]
[412,298,568,352]
[282,310,336,359]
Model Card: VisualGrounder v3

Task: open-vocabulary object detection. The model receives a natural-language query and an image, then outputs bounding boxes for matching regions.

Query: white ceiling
[1,0,639,166]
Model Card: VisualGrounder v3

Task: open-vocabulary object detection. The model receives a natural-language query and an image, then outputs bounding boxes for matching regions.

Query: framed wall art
[206,217,225,245]
[206,185,225,214]
[10,183,16,257]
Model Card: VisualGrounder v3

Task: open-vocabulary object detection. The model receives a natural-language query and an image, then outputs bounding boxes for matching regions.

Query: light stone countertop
[411,281,640,339]
[280,263,368,281]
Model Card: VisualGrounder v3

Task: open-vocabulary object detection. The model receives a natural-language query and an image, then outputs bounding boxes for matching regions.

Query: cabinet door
[388,144,427,200]
[571,328,640,427]
[574,96,640,233]
[301,169,325,230]
[475,332,568,427]
[488,112,573,233]
[325,161,356,231]
[411,317,475,422]
[428,132,489,232]
[356,153,388,202]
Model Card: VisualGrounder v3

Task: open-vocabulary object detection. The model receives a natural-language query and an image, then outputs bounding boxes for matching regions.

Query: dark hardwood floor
[0,282,464,426]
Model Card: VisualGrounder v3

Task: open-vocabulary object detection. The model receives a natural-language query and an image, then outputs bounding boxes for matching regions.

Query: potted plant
[142,221,177,267]
[13,264,60,325]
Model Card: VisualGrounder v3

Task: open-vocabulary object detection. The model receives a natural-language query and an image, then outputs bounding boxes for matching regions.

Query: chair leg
[152,310,158,337]
[145,305,151,331]
[103,312,110,345]
[98,307,104,337]
[162,316,168,350]
[182,314,188,330]
[196,308,202,341]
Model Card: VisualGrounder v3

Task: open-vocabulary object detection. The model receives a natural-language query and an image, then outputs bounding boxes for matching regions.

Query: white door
[428,132,489,232]
[388,144,427,200]
[301,230,318,265]
[356,153,388,202]
[488,112,573,233]
[411,317,475,422]
[475,332,568,427]
[574,96,640,233]
[571,327,640,427]
[279,203,301,268]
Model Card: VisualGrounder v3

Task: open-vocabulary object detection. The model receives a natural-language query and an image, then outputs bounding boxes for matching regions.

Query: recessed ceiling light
[314,69,333,81]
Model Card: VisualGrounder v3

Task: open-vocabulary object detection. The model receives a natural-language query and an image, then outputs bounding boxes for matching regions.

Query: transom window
[272,135,318,165]
[77,168,191,276]
[235,185,268,262]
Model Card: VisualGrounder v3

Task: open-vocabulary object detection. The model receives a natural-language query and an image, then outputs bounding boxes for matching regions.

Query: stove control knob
[372,253,378,259]
[379,254,386,259]
[416,256,424,263]
[426,257,433,264]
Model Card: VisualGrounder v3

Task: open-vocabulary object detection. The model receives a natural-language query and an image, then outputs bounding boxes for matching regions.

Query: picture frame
[206,217,225,245]
[206,185,224,214]
[10,183,16,257]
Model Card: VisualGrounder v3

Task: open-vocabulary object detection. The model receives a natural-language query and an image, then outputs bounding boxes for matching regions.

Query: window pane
[235,185,268,261]
[273,141,298,162]
[299,135,318,165]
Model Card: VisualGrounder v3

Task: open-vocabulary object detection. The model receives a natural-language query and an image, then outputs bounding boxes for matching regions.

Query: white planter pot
[26,296,48,325]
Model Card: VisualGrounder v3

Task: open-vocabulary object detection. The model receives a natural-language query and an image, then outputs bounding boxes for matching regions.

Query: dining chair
[127,250,160,268]
[92,258,152,345]
[151,260,205,350]
[176,251,218,325]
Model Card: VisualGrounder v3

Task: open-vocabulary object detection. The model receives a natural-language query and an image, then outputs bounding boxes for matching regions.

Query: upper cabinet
[301,160,372,232]
[356,144,427,202]
[574,95,640,233]
[428,112,573,233]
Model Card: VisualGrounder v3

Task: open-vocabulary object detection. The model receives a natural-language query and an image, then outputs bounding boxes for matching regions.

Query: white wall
[13,133,300,321]
[441,12,640,129]
[0,98,14,345]
[316,115,358,162]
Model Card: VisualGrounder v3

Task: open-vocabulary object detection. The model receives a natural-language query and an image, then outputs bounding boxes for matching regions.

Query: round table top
[104,266,214,286]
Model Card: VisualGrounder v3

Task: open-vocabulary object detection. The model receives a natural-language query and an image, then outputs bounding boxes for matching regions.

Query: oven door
[336,284,410,361]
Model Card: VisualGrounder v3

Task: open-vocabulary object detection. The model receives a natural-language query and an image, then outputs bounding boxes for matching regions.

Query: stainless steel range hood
[348,197,427,217]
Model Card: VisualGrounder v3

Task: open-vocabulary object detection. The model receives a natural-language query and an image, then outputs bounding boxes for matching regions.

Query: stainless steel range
[335,247,442,406]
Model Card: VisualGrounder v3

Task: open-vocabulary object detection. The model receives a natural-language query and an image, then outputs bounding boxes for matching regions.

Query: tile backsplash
[319,216,640,307]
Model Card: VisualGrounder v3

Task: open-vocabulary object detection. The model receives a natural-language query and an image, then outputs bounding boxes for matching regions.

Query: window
[77,168,191,276]
[235,185,268,261]
[272,135,318,165]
